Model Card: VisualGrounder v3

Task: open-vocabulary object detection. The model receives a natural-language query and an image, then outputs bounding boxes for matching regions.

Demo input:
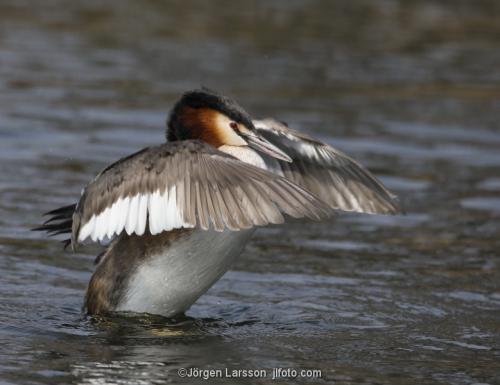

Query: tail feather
[33,204,76,250]
[42,213,71,225]
[62,239,72,250]
[43,203,76,217]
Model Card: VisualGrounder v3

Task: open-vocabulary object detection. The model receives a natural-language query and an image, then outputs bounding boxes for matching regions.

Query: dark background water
[1,1,499,384]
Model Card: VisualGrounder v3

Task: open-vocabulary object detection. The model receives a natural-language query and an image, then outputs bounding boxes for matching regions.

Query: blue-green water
[1,1,499,384]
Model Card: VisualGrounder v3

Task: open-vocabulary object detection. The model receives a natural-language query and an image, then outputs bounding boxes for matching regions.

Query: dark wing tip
[43,203,76,217]
[33,204,76,250]
[62,239,72,250]
[32,219,73,233]
[389,197,405,215]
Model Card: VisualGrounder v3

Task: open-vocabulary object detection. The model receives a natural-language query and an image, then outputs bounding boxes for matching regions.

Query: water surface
[1,1,499,384]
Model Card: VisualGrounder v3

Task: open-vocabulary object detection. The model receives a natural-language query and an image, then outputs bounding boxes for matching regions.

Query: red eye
[229,122,238,129]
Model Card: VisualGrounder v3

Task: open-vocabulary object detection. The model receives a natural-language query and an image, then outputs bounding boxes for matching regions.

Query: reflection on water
[1,0,499,384]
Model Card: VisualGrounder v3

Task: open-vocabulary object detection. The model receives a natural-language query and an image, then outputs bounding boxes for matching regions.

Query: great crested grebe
[34,89,400,317]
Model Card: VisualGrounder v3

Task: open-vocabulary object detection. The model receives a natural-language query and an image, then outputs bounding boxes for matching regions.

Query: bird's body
[86,228,255,316]
[35,89,400,318]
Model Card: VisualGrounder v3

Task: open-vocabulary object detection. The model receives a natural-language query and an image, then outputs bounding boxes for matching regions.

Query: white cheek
[214,114,247,146]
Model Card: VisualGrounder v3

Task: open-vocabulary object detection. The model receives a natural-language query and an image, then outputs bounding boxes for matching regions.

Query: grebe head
[167,89,291,161]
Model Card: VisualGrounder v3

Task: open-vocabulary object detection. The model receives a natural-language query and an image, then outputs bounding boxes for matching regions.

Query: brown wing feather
[70,140,332,249]
[253,119,400,215]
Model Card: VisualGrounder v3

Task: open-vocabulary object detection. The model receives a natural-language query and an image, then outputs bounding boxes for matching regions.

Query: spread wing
[253,119,400,215]
[35,140,332,249]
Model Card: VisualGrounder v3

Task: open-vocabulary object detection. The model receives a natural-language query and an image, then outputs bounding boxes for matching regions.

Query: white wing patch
[137,194,149,236]
[125,195,140,235]
[77,186,192,243]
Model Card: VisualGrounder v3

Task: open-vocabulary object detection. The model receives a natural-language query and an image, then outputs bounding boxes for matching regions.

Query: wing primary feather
[106,198,120,239]
[274,178,327,220]
[254,119,400,215]
[184,153,197,227]
[221,184,252,229]
[136,194,148,235]
[125,195,140,235]
[176,179,187,227]
[212,181,237,230]
[216,158,252,228]
[215,160,269,226]
[77,215,95,242]
[159,187,169,231]
[252,180,285,224]
[194,180,209,230]
[287,180,331,220]
[148,190,162,234]
[115,196,130,236]
[201,158,225,231]
[238,180,269,226]
[94,206,108,241]
[235,184,264,226]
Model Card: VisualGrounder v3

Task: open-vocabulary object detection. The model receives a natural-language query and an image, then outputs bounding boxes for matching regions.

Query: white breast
[116,228,255,317]
[218,145,268,169]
